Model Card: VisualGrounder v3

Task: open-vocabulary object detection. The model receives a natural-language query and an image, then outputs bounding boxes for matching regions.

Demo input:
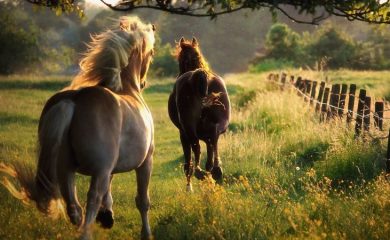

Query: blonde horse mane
[68,16,155,92]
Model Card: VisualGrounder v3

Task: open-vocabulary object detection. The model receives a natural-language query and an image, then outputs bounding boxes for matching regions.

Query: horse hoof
[183,163,193,177]
[70,213,83,227]
[194,167,206,180]
[205,162,213,172]
[211,166,223,183]
[68,205,83,227]
[96,209,114,229]
[186,183,193,192]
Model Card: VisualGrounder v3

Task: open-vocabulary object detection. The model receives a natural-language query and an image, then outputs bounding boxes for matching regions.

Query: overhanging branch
[23,0,390,24]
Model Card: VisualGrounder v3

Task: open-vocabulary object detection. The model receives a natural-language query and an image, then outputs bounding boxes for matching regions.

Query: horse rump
[0,99,75,218]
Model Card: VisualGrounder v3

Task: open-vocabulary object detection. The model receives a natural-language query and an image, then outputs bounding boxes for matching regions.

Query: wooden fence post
[355,89,366,137]
[363,96,371,132]
[387,129,390,173]
[295,77,302,88]
[321,87,330,122]
[281,73,286,83]
[299,79,307,97]
[310,81,317,105]
[280,73,286,89]
[305,80,312,102]
[374,101,384,131]
[295,77,302,96]
[328,84,341,120]
[290,75,295,84]
[338,84,348,119]
[316,81,326,112]
[347,84,357,125]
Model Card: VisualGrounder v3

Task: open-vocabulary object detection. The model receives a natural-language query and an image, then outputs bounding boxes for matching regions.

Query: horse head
[177,37,209,75]
[69,17,155,94]
[119,17,156,93]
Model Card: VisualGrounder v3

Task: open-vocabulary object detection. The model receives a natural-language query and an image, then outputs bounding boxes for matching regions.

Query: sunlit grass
[0,71,389,239]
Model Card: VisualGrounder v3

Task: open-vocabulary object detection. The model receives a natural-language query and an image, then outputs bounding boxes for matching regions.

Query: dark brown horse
[168,37,230,190]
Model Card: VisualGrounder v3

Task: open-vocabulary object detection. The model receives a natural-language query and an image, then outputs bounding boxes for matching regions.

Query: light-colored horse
[0,16,155,240]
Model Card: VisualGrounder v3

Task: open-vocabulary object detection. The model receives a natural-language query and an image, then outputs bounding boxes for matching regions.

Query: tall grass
[0,71,389,239]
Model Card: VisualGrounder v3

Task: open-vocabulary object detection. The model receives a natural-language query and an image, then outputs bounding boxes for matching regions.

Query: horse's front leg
[135,155,153,240]
[96,175,114,229]
[81,173,111,240]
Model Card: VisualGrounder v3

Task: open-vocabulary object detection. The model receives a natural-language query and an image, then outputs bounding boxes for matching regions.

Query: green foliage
[149,37,177,77]
[265,23,303,63]
[0,10,40,74]
[249,58,294,72]
[0,2,78,75]
[35,0,390,25]
[253,22,390,70]
[306,26,356,69]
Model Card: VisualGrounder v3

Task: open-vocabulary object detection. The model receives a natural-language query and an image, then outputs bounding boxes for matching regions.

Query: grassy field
[0,71,389,240]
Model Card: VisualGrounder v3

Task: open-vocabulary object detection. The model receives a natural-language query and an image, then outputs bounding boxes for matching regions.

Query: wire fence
[267,72,390,173]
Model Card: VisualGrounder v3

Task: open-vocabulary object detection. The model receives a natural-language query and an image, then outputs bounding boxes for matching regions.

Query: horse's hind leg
[81,172,111,240]
[58,170,83,226]
[180,131,194,191]
[205,141,214,172]
[96,175,114,229]
[135,156,152,239]
[57,142,82,226]
[192,140,207,180]
[211,135,223,183]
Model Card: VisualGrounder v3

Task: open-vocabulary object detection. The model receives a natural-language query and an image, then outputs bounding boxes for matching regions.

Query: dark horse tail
[191,68,208,97]
[0,100,75,218]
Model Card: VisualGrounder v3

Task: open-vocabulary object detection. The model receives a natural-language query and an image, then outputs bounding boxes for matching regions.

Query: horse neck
[119,55,142,94]
[179,61,202,76]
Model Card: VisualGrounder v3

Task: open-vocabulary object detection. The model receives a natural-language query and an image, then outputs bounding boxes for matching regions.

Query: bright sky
[84,0,120,9]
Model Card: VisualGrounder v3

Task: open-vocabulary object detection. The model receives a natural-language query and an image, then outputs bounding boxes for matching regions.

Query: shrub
[306,26,357,69]
[249,58,294,72]
[150,38,177,77]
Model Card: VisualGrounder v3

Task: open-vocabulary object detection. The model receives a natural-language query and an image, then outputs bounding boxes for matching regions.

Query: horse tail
[0,100,75,218]
[191,68,208,97]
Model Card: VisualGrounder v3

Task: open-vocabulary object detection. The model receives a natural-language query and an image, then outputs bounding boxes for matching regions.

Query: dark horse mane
[168,37,231,187]
[175,38,210,76]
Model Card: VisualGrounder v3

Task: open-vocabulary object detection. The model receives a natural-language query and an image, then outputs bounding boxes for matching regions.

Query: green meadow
[0,71,389,239]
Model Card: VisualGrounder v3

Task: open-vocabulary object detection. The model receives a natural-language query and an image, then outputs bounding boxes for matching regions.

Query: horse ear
[192,37,198,46]
[152,24,156,32]
[180,37,185,48]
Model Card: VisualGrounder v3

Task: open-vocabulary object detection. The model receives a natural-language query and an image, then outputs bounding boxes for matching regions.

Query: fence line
[267,72,390,173]
[268,74,389,122]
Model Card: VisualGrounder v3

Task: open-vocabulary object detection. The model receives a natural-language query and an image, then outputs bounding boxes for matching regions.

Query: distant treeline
[1,1,390,76]
[250,23,390,72]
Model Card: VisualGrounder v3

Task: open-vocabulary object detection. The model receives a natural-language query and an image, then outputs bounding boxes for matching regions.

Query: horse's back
[69,87,122,174]
[42,87,122,174]
[169,71,230,139]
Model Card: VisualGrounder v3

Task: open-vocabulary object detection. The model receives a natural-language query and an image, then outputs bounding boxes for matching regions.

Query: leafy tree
[25,0,390,25]
[149,36,177,77]
[0,1,78,75]
[306,26,357,69]
[0,7,40,74]
[264,23,302,63]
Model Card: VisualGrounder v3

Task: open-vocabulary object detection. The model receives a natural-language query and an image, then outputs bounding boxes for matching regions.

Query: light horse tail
[0,99,75,218]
